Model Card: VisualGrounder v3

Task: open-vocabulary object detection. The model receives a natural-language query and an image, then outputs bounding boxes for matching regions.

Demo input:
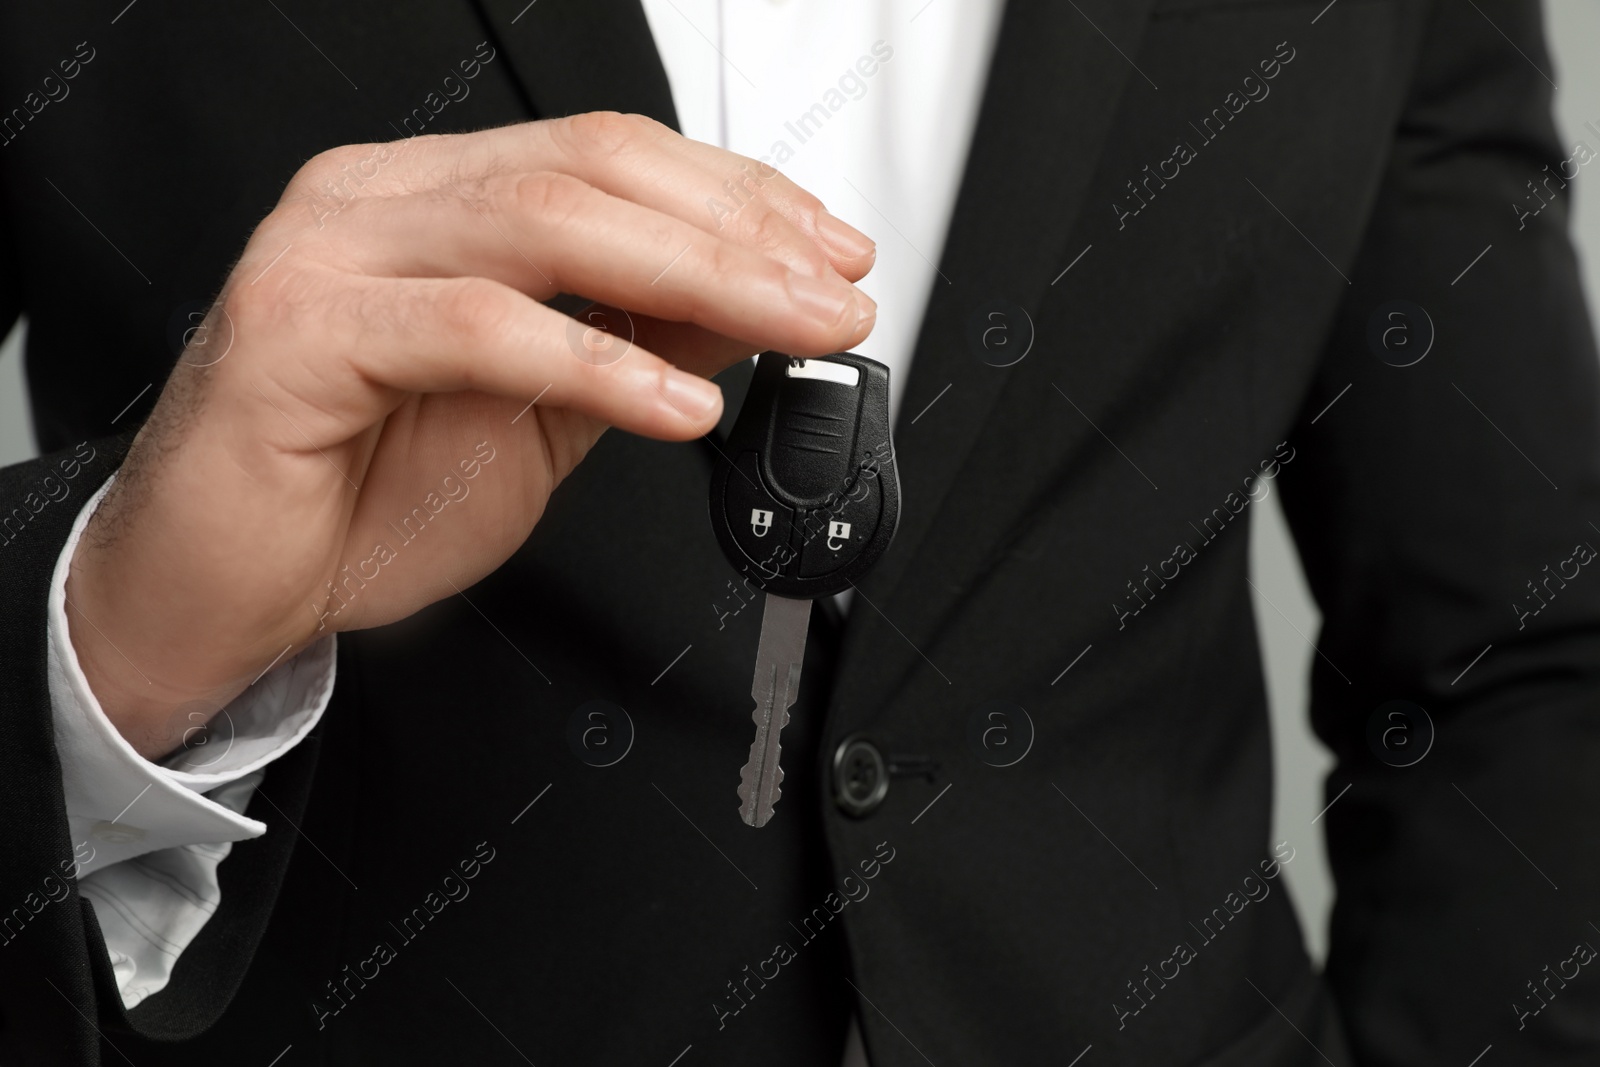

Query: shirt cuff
[47,474,337,879]
[76,769,263,1009]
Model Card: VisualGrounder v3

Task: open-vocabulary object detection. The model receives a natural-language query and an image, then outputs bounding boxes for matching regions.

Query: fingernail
[787,272,856,328]
[855,291,877,333]
[661,370,722,421]
[815,211,875,260]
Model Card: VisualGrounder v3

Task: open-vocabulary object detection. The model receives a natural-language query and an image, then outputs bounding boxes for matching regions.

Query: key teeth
[752,703,792,732]
[738,690,791,827]
[737,744,785,827]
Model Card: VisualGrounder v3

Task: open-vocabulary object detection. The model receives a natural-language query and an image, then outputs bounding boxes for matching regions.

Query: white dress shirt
[48,477,335,1009]
[46,3,1002,1061]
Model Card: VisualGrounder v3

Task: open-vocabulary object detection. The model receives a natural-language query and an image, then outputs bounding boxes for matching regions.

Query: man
[2,0,1597,1064]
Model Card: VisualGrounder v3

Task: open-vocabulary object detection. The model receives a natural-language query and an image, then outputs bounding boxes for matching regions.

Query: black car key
[709,351,901,826]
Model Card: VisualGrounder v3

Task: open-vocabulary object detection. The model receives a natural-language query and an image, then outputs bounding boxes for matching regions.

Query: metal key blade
[737,593,813,827]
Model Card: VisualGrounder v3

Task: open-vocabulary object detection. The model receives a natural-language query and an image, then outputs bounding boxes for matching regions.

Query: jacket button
[832,735,889,817]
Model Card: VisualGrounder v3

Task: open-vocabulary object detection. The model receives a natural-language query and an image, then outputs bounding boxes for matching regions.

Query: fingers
[327,172,875,357]
[265,115,881,439]
[662,132,877,282]
[534,113,875,281]
[332,274,729,442]
[291,114,875,284]
[610,310,763,379]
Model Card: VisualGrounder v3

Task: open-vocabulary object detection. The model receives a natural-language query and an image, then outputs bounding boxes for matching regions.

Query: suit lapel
[470,0,680,127]
[833,0,1161,715]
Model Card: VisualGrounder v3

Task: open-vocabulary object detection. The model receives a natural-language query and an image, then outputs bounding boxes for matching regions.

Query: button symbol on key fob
[708,352,902,827]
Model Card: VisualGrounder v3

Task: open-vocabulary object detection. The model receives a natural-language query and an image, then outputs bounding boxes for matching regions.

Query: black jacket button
[832,735,889,817]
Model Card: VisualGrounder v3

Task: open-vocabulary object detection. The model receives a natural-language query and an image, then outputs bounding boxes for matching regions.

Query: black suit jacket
[4,1,1598,1064]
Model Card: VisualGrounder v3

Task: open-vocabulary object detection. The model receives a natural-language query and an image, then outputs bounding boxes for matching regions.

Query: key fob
[710,352,900,599]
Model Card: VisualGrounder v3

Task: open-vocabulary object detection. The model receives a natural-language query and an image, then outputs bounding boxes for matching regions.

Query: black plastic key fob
[710,352,900,599]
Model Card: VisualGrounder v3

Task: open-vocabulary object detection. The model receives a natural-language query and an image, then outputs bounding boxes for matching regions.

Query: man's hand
[65,113,877,759]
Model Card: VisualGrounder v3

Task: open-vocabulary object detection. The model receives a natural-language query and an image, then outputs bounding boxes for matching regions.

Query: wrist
[63,481,299,760]
[65,558,256,761]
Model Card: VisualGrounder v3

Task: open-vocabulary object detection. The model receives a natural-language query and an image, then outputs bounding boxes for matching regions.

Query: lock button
[722,451,797,576]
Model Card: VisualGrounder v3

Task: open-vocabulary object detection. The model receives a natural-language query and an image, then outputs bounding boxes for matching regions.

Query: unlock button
[797,471,882,578]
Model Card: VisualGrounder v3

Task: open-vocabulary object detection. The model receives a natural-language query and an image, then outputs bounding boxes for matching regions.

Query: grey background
[0,1,1594,966]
